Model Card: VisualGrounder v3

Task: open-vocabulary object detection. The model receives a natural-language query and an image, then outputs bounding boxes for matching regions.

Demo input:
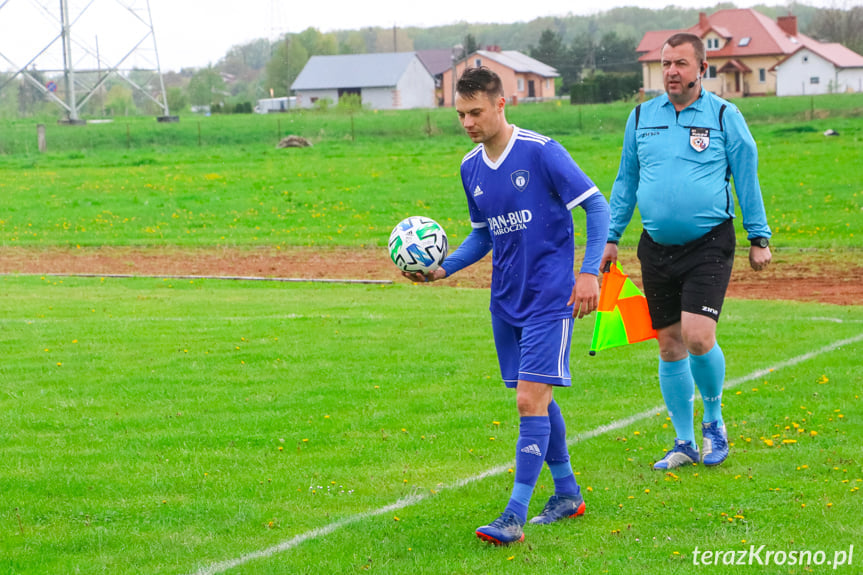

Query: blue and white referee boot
[701,421,729,466]
[653,439,699,470]
[529,494,586,525]
[475,511,525,545]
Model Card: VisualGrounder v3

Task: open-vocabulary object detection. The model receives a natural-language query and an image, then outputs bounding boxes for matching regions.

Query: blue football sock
[504,416,550,522]
[659,356,696,444]
[546,400,580,497]
[690,342,726,427]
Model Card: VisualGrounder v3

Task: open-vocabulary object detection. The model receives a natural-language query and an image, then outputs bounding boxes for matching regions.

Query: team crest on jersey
[511,170,530,191]
[689,127,710,152]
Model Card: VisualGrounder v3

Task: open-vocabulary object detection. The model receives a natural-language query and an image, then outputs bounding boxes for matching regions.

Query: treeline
[2,3,861,118]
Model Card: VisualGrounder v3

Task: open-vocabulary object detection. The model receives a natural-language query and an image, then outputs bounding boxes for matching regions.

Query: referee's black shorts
[636,219,736,330]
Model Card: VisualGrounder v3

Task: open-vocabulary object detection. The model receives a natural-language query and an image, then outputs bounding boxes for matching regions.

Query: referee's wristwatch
[750,237,769,248]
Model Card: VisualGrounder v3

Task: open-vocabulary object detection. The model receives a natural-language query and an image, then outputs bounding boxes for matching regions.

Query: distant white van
[254,97,297,114]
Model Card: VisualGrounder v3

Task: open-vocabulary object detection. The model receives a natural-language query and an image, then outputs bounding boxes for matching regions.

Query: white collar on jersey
[482,125,519,170]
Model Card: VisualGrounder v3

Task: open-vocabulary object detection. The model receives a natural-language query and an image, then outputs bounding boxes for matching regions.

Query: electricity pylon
[0,0,175,122]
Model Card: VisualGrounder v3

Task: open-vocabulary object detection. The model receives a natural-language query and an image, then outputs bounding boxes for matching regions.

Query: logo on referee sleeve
[520,443,543,457]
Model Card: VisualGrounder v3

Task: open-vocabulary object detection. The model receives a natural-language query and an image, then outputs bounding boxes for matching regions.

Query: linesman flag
[589,262,657,355]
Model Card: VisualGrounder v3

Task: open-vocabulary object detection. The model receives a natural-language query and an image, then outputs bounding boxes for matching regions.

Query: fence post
[37,124,46,153]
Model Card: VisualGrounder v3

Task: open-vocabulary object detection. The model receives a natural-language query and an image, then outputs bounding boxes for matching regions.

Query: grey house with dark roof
[291,52,436,110]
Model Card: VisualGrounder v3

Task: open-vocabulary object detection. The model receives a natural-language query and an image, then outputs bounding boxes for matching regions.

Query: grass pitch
[0,276,860,574]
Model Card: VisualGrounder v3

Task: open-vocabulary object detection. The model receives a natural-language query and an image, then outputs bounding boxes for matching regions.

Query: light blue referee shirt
[608,89,771,246]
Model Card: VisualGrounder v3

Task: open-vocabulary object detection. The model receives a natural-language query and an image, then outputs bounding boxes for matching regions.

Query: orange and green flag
[589,262,657,355]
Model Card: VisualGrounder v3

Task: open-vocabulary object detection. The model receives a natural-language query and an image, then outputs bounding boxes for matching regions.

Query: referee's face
[455,92,505,145]
[661,42,702,106]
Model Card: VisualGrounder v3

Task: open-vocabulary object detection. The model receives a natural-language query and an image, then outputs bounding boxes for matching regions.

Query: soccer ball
[388,216,448,273]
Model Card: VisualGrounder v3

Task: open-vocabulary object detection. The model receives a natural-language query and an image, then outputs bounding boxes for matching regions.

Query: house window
[810,76,820,84]
[474,58,482,67]
[738,37,751,47]
[705,65,716,79]
[546,79,551,89]
[759,68,766,83]
[706,38,720,50]
[517,78,524,91]
[802,55,808,63]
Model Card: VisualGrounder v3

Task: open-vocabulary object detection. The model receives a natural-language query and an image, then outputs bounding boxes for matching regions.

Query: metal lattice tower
[0,0,173,122]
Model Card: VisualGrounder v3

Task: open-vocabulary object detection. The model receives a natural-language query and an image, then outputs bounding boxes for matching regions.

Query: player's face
[455,92,504,144]
[661,42,703,104]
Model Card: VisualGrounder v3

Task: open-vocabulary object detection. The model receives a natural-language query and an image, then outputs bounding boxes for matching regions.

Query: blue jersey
[459,126,600,326]
[608,89,771,246]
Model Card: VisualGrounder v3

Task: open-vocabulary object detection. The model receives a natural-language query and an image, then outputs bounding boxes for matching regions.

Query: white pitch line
[190,332,863,575]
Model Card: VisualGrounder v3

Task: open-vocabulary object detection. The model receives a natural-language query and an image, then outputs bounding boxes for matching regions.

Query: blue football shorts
[491,314,573,388]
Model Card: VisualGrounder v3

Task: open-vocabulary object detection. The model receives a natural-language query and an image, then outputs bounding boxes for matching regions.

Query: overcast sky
[0,0,857,73]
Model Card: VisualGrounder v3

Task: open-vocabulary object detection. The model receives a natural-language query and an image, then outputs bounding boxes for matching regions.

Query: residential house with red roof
[637,9,863,97]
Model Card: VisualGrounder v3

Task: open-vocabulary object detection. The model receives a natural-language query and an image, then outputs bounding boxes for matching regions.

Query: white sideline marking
[190,332,863,575]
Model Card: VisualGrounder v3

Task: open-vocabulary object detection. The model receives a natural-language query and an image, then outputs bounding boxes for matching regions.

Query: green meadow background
[0,94,861,574]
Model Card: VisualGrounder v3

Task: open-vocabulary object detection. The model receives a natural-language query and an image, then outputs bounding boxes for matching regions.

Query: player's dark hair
[663,33,706,67]
[456,66,504,101]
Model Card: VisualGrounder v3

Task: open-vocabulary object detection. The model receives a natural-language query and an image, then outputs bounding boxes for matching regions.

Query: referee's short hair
[663,33,706,67]
[456,66,504,101]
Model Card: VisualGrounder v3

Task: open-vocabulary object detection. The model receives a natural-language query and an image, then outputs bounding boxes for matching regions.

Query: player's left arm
[542,142,610,318]
[569,192,610,318]
[725,107,772,271]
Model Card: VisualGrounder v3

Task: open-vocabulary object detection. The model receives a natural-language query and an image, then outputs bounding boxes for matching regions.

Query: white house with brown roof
[637,9,863,97]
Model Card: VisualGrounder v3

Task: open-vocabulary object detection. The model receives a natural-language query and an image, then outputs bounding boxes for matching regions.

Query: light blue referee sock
[545,400,580,498]
[659,356,696,444]
[504,416,551,522]
[690,342,726,427]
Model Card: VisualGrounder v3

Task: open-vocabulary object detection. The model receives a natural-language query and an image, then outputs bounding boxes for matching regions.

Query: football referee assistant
[600,33,772,470]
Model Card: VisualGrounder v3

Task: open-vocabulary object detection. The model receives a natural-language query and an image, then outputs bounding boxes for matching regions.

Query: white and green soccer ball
[388,216,448,273]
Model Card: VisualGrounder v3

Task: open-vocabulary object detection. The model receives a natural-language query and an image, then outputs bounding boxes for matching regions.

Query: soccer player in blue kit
[600,33,772,471]
[403,66,610,545]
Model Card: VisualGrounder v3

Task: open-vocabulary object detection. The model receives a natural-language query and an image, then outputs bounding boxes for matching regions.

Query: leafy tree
[187,66,225,107]
[221,39,272,78]
[463,33,479,57]
[16,70,47,117]
[339,31,367,54]
[264,37,308,97]
[166,86,187,113]
[104,84,135,116]
[530,29,578,91]
[595,31,639,73]
[372,27,414,52]
[810,6,863,55]
[297,27,339,56]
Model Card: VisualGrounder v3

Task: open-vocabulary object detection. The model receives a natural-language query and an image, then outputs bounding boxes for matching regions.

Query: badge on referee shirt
[511,170,530,191]
[689,127,710,152]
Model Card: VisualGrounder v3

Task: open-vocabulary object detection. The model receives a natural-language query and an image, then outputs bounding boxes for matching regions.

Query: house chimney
[699,12,709,30]
[777,15,798,37]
